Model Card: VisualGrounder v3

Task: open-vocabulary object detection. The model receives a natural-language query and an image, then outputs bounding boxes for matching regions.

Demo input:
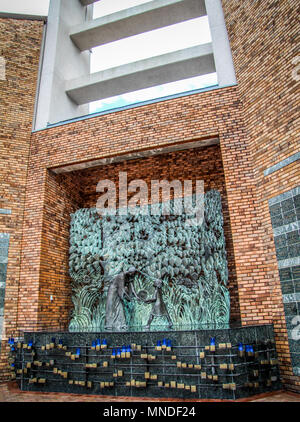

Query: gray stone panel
[264,152,300,177]
[0,233,9,351]
[269,187,300,376]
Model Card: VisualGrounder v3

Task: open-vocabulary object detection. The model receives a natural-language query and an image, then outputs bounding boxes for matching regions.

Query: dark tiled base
[12,325,281,400]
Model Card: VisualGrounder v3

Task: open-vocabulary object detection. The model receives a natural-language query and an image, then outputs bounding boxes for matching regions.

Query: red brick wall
[0,17,44,380]
[1,2,298,393]
[16,84,295,388]
[33,145,241,330]
[37,170,83,330]
[80,145,225,208]
[222,0,300,392]
[17,85,268,338]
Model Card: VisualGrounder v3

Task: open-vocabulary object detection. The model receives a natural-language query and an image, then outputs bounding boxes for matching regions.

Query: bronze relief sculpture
[69,191,230,331]
[143,279,173,330]
[105,266,174,331]
[104,266,137,331]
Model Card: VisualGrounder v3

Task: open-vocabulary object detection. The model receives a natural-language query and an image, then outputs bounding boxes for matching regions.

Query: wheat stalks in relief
[68,191,230,331]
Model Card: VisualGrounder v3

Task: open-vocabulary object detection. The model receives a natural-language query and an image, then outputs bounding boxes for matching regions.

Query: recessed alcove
[38,140,240,331]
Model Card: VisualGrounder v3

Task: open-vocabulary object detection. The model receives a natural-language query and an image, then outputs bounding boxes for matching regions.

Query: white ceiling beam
[71,0,207,51]
[65,43,215,105]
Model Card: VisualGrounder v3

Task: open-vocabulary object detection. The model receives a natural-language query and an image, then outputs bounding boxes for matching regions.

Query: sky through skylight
[90,0,217,113]
[0,0,218,114]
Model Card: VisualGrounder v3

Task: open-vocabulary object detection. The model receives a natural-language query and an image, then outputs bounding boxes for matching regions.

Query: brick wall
[37,170,84,330]
[222,0,300,392]
[33,145,241,330]
[0,17,44,379]
[16,85,272,352]
[1,2,298,393]
[0,234,9,347]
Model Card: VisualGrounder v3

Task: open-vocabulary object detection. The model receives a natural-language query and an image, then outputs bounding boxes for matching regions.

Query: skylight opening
[91,16,212,73]
[89,73,218,114]
[89,0,216,114]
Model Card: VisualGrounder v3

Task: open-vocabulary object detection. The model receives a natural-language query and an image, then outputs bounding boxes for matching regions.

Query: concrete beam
[51,137,219,174]
[34,0,92,130]
[80,0,96,5]
[205,0,236,87]
[0,12,47,21]
[70,0,207,51]
[65,43,215,105]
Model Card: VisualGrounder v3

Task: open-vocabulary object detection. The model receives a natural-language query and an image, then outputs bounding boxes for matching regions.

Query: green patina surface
[0,233,9,351]
[68,190,230,331]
